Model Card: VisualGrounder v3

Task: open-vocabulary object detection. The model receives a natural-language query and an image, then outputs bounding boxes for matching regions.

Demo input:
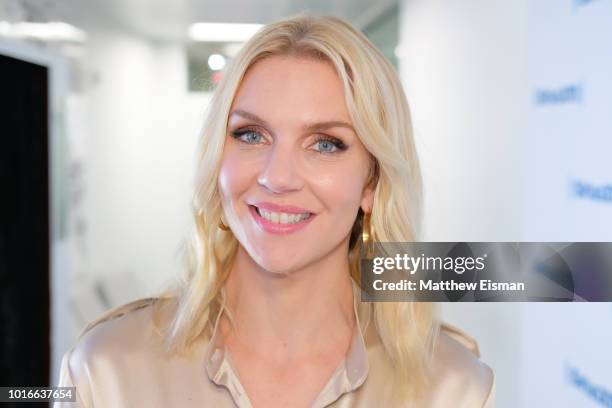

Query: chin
[252,253,302,275]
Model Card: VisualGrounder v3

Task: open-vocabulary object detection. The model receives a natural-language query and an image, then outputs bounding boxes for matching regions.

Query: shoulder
[77,298,162,352]
[65,297,176,376]
[57,298,172,406]
[427,322,495,407]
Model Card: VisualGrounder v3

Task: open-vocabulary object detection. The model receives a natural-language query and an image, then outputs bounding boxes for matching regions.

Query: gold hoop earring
[362,212,374,257]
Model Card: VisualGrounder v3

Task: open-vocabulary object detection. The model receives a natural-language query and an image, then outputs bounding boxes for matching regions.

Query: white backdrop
[399,1,527,406]
[400,0,612,407]
[520,0,612,407]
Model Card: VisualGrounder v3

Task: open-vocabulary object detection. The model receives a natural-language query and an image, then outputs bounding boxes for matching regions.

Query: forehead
[231,55,351,123]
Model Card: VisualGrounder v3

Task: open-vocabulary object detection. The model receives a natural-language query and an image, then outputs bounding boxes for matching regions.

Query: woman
[56,14,495,408]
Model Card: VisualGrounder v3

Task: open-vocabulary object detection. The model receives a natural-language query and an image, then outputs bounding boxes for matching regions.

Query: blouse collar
[203,279,372,408]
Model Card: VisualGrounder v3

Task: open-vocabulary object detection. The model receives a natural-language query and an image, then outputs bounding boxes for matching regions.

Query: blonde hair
[83,14,439,403]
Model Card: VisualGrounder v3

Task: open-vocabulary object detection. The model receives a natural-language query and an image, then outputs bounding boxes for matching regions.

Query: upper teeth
[257,207,311,224]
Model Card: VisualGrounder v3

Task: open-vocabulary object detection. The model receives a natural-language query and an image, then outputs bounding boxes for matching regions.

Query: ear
[360,186,374,214]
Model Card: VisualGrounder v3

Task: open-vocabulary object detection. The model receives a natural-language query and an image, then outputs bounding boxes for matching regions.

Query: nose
[257,143,303,194]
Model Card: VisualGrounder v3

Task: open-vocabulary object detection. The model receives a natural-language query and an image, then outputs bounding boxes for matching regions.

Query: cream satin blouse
[55,283,495,407]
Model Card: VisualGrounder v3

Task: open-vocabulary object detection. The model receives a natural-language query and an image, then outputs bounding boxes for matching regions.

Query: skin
[217,55,375,407]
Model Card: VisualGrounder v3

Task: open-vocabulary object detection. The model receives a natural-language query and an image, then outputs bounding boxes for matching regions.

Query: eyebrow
[229,109,355,133]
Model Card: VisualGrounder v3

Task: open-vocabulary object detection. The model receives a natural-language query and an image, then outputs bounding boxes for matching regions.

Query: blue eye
[315,140,336,152]
[231,129,263,144]
[313,137,346,153]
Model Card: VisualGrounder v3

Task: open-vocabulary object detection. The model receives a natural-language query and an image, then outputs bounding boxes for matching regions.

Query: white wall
[81,31,209,295]
[398,0,527,242]
[58,29,212,352]
[398,1,529,407]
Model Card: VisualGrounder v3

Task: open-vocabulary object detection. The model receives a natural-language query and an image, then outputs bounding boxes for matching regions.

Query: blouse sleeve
[481,370,496,408]
[53,350,91,408]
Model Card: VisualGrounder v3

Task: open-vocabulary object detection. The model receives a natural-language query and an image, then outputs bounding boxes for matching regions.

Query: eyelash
[230,127,347,154]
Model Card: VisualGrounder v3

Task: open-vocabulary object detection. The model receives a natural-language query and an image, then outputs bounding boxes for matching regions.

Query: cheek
[217,153,250,207]
[310,165,367,213]
[311,148,371,209]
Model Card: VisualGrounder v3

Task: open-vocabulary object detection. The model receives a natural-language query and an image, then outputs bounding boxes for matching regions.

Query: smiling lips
[248,202,315,234]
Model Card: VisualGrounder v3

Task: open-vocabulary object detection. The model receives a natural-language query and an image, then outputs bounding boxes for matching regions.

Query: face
[218,55,374,274]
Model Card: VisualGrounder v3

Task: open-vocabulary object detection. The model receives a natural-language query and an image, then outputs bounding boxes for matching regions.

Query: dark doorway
[0,54,51,403]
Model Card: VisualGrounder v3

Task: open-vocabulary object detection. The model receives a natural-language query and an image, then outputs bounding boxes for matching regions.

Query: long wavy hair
[83,14,439,403]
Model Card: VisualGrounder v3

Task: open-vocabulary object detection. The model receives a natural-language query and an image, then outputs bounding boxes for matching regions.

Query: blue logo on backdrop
[572,180,612,204]
[566,365,612,407]
[574,0,601,9]
[535,84,583,105]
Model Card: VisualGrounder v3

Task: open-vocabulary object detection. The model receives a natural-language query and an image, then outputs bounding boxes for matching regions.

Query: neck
[221,240,356,361]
